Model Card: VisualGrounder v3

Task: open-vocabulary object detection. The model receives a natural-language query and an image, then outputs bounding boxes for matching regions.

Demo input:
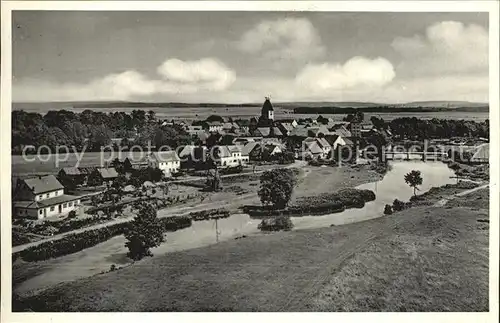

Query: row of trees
[12,109,191,153]
[385,117,489,140]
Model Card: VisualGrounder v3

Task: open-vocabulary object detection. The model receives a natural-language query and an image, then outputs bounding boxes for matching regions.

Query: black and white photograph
[1,0,498,318]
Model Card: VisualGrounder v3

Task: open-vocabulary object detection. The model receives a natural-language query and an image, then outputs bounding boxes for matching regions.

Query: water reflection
[156,161,456,250]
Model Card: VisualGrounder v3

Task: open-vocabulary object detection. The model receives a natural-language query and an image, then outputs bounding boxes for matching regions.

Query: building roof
[215,146,231,158]
[14,194,81,209]
[289,126,309,138]
[22,175,64,194]
[150,151,181,163]
[304,141,324,155]
[227,145,242,153]
[242,142,261,156]
[60,167,81,176]
[317,137,332,149]
[343,137,355,146]
[178,145,197,158]
[97,167,119,179]
[257,127,271,137]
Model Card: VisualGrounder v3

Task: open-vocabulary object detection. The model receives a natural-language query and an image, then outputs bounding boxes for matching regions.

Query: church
[257,96,275,128]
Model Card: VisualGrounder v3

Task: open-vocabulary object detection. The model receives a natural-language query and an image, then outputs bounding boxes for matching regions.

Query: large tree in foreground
[124,203,165,260]
[258,168,298,209]
[404,170,423,197]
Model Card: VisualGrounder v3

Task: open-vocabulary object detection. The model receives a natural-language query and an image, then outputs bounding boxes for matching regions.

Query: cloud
[14,58,236,101]
[236,17,325,63]
[157,58,235,91]
[391,21,488,76]
[295,56,395,92]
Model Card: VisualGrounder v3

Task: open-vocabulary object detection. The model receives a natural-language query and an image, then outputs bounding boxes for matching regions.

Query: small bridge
[382,151,448,161]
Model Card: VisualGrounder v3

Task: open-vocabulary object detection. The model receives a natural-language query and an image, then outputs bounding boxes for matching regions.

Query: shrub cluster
[258,216,294,232]
[246,188,375,217]
[188,208,230,221]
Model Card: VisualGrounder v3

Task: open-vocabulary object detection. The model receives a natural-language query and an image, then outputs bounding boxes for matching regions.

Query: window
[55,191,58,196]
[39,210,43,215]
[63,203,67,208]
[46,193,50,198]
[50,206,55,211]
[38,195,42,200]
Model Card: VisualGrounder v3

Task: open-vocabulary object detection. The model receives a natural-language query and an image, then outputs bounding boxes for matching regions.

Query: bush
[384,204,393,215]
[392,199,406,212]
[188,208,230,221]
[68,211,77,219]
[258,216,294,232]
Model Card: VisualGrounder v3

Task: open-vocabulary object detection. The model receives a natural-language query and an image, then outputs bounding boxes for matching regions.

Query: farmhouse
[148,151,181,176]
[13,175,81,219]
[214,145,246,168]
[241,142,262,161]
[87,167,119,186]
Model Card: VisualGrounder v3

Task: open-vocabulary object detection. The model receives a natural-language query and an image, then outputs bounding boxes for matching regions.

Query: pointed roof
[21,175,64,194]
[262,97,274,112]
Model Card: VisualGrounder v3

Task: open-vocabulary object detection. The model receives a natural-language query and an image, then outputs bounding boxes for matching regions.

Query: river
[14,160,456,295]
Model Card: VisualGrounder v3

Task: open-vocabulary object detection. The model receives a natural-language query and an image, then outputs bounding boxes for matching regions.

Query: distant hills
[12,100,489,113]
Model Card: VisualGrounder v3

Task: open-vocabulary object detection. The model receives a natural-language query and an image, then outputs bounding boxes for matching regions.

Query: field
[14,186,489,311]
[12,101,489,121]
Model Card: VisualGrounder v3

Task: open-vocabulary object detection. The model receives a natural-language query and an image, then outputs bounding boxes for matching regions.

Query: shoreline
[13,181,489,311]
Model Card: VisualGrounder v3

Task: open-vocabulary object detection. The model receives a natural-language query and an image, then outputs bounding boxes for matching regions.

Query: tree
[124,203,165,260]
[206,114,224,123]
[258,168,298,209]
[404,170,423,196]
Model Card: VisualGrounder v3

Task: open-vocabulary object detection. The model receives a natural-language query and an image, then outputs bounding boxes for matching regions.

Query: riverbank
[12,163,384,297]
[13,183,489,311]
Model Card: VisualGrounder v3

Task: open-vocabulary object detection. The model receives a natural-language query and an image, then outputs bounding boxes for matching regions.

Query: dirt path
[433,183,489,207]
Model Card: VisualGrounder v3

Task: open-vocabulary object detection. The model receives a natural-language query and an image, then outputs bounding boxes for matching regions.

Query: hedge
[15,216,193,262]
[188,208,230,221]
[245,188,375,217]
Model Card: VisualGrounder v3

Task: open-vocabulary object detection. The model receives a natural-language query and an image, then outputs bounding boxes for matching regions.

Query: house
[254,127,282,137]
[324,135,345,151]
[186,125,204,136]
[58,166,99,187]
[214,145,246,168]
[88,167,119,186]
[13,175,81,219]
[329,124,352,138]
[241,142,262,161]
[148,151,181,176]
[265,144,283,156]
[302,140,326,160]
[205,121,224,133]
[303,137,332,158]
[316,137,333,155]
[178,145,207,169]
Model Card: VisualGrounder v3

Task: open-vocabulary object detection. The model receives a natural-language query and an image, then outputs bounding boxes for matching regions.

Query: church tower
[261,96,274,121]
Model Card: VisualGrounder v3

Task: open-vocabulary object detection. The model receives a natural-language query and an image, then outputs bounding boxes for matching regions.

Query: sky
[12,11,489,103]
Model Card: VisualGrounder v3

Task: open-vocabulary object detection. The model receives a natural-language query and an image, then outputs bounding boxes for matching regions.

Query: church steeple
[261,96,274,121]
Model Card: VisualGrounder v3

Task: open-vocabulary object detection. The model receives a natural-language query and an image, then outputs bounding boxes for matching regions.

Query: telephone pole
[215,218,219,243]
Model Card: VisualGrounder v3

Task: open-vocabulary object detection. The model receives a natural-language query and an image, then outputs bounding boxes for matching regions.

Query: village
[11,97,489,255]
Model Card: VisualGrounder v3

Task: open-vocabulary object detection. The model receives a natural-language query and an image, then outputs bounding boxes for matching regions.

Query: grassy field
[13,184,489,311]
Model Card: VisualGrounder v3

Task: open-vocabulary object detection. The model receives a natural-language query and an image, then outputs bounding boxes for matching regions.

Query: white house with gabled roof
[13,175,81,219]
